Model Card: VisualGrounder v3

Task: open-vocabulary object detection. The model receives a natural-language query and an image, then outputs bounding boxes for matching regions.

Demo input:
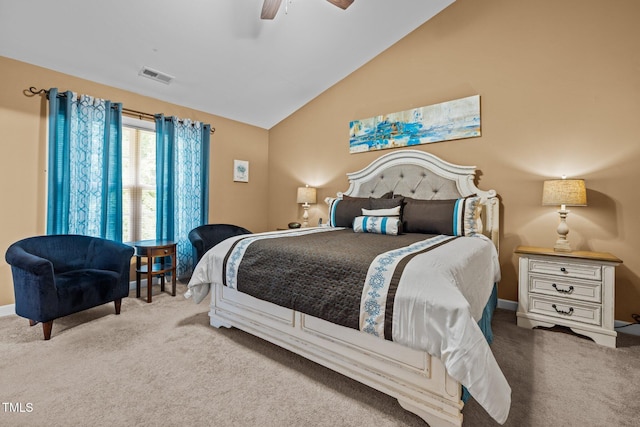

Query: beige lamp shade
[296,185,317,205]
[542,178,587,252]
[542,179,587,207]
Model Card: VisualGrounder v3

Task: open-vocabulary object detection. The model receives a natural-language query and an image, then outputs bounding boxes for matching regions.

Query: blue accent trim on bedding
[461,283,498,403]
[380,217,387,234]
[452,198,463,236]
[478,283,498,345]
[330,199,338,227]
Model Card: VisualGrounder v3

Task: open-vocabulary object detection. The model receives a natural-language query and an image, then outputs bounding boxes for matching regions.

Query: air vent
[138,66,174,85]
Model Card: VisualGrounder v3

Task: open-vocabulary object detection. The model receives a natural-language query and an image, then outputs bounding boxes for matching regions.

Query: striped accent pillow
[402,196,481,236]
[327,197,369,227]
[353,216,402,235]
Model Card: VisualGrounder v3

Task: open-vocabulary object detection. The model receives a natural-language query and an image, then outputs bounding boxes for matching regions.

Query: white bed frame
[208,150,499,427]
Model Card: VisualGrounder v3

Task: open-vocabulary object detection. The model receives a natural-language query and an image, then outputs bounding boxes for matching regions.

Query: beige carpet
[1,282,639,427]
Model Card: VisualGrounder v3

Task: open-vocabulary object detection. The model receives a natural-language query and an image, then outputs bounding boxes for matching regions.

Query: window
[122,117,156,242]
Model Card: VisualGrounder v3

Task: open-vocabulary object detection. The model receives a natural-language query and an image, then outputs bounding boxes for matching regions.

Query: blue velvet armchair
[5,235,134,340]
[188,224,252,264]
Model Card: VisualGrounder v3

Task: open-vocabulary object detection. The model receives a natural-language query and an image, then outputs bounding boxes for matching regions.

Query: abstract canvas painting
[349,95,481,153]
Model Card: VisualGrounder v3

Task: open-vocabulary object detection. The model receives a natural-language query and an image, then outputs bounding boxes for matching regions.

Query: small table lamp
[297,185,317,227]
[542,178,587,252]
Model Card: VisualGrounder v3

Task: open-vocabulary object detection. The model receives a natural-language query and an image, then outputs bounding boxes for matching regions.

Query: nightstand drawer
[528,259,601,281]
[529,295,601,326]
[529,274,602,303]
[144,246,175,258]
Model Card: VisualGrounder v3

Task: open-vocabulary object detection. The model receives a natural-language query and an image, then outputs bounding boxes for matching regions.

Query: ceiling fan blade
[326,0,354,10]
[261,0,283,19]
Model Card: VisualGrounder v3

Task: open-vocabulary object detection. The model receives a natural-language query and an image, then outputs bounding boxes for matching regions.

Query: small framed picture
[233,160,249,182]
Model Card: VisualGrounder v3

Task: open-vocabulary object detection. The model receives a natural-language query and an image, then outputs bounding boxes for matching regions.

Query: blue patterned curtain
[155,114,210,277]
[47,88,124,241]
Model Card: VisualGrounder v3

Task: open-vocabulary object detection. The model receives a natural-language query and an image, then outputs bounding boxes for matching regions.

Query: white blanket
[186,230,511,424]
[391,234,510,424]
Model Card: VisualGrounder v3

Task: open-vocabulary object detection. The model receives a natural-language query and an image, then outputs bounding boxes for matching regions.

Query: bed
[187,149,511,426]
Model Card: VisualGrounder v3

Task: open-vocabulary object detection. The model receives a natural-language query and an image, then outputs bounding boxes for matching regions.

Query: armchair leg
[41,321,53,340]
[29,319,52,339]
[114,298,122,315]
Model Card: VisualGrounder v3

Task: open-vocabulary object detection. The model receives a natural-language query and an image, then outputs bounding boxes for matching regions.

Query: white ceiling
[0,0,454,129]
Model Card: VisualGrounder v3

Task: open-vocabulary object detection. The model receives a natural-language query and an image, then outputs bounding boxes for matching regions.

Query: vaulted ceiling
[0,0,454,129]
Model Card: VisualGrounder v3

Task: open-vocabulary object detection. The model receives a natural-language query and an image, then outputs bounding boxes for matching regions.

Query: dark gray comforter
[225,229,444,336]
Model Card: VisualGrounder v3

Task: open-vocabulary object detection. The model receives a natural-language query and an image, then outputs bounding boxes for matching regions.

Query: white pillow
[361,206,401,217]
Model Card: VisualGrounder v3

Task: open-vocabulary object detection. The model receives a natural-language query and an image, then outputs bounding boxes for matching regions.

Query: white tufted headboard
[328,149,500,251]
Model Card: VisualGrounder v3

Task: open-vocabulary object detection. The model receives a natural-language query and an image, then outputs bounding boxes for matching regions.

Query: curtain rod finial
[24,86,48,97]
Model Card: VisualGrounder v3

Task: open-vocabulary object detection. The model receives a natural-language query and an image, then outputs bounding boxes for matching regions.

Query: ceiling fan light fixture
[261,0,283,19]
[326,0,354,10]
[260,0,353,20]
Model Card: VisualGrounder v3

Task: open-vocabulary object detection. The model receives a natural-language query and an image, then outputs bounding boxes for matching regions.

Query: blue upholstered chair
[188,224,252,264]
[5,235,134,340]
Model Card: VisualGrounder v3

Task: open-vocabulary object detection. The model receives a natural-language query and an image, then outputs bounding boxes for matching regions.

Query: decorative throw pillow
[342,195,372,201]
[361,206,401,217]
[402,196,481,236]
[327,192,401,227]
[465,196,483,235]
[370,196,404,210]
[353,216,401,235]
[343,191,392,201]
[328,197,370,227]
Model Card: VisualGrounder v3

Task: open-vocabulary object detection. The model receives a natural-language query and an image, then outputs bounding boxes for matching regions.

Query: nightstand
[515,246,622,348]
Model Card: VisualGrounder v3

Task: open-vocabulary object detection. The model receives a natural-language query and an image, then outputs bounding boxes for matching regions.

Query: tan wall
[0,56,269,306]
[268,0,640,321]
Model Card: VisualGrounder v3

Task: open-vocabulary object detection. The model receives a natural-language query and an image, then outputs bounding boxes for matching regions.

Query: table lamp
[542,178,587,252]
[297,185,317,228]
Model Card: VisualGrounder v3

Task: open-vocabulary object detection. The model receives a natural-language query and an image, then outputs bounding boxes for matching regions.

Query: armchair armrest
[5,243,59,321]
[5,245,54,277]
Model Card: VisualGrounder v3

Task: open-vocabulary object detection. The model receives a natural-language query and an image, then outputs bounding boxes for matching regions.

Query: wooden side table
[515,245,622,348]
[132,240,177,303]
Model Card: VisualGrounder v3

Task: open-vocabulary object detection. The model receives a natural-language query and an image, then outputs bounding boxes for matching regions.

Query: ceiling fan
[261,0,354,20]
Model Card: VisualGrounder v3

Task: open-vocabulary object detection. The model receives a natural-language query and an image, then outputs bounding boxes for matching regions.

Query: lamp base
[302,204,310,228]
[553,238,572,252]
[553,209,572,252]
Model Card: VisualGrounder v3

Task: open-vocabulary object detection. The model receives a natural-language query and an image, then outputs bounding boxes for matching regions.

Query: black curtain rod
[25,87,215,134]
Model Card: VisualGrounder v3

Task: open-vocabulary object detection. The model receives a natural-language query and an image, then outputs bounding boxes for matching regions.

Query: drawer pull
[552,304,574,316]
[552,283,574,294]
[560,267,567,273]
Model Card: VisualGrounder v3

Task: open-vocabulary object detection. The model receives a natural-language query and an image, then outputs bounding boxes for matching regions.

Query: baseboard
[614,320,640,336]
[497,298,518,311]
[0,303,15,317]
[129,279,159,289]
